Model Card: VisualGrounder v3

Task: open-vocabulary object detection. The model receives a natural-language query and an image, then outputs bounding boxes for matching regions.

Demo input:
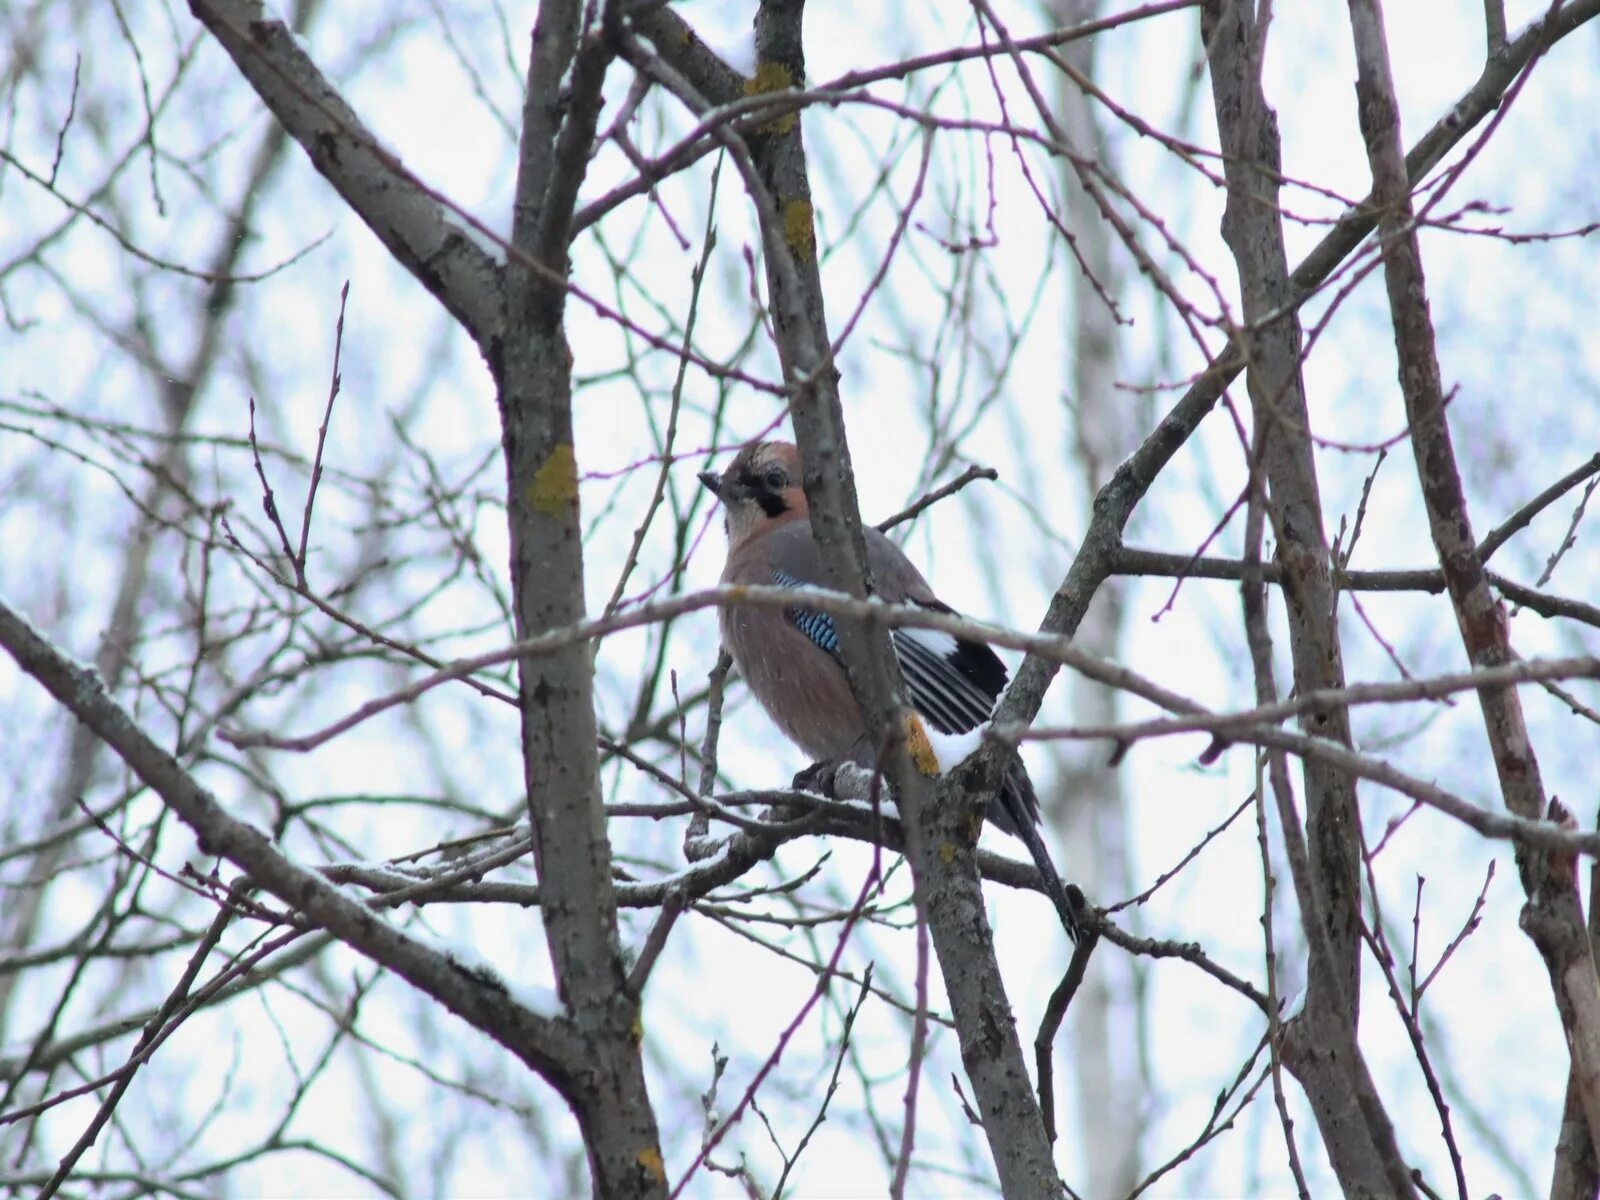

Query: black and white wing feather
[889,604,1007,735]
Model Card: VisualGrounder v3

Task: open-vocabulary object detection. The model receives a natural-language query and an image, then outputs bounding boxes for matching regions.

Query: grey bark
[0,602,582,1084]
[1202,2,1416,1194]
[962,13,1600,1187]
[748,5,1070,1192]
[497,5,666,1195]
[10,0,1598,1189]
[187,0,504,351]
[1554,854,1600,1200]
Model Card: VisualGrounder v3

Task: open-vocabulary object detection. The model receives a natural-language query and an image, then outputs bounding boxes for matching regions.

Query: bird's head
[698,440,808,543]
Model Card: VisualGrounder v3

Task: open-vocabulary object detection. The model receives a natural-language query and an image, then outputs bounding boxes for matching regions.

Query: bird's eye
[762,467,787,490]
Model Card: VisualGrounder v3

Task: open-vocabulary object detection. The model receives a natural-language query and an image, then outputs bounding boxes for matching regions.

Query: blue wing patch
[773,569,840,655]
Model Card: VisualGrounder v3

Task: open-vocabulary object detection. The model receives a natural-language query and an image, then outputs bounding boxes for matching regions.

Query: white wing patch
[897,628,959,658]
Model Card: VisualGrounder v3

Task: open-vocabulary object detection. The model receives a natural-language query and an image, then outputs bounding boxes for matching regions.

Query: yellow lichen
[904,712,941,778]
[528,444,578,516]
[637,1147,666,1184]
[783,198,816,264]
[745,60,793,94]
[743,60,798,134]
[939,842,958,865]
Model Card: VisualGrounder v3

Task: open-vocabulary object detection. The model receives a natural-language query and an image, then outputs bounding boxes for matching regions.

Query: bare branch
[187,0,505,345]
[0,598,581,1086]
[1346,0,1600,1169]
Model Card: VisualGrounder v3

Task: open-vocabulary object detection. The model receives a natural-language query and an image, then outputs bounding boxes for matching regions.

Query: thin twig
[1105,794,1253,915]
[889,910,930,1197]
[35,901,236,1198]
[625,886,686,996]
[1414,863,1494,1003]
[772,969,874,1198]
[1534,475,1600,589]
[668,856,881,1197]
[246,396,297,571]
[600,166,721,618]
[876,463,1000,533]
[686,651,732,861]
[295,280,349,586]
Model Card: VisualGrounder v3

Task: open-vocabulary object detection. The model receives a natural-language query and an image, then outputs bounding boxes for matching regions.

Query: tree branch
[186,0,505,346]
[0,598,581,1088]
[626,4,1069,1190]
[498,1,665,1193]
[990,0,1600,739]
[1345,0,1600,1170]
[1205,0,1412,1189]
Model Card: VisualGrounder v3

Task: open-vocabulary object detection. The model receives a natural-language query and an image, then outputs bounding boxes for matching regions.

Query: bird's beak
[697,470,722,499]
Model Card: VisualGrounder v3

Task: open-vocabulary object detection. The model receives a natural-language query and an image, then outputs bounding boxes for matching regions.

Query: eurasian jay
[699,440,1082,940]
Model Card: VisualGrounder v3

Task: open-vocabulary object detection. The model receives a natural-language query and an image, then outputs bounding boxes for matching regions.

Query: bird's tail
[992,761,1084,942]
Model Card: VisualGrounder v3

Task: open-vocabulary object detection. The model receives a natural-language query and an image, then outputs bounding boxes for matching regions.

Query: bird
[698,439,1083,941]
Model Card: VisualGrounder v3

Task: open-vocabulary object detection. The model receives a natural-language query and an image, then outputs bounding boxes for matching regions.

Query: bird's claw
[791,760,838,796]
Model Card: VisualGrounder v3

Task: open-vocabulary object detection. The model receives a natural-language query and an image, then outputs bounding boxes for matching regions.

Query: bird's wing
[864,527,1008,734]
[765,524,1008,735]
[889,602,1006,735]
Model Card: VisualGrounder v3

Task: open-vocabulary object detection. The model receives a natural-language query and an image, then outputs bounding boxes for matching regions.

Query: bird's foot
[791,760,839,796]
[792,760,878,803]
